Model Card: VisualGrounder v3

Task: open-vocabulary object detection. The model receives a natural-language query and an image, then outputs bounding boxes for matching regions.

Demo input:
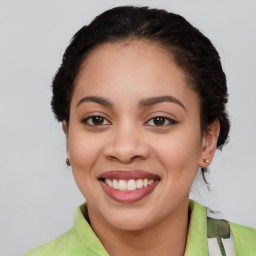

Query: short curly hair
[51,6,230,180]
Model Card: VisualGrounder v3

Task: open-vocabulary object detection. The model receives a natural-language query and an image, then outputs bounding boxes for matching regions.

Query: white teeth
[118,180,127,191]
[143,179,149,187]
[113,179,118,189]
[127,179,136,190]
[104,178,156,191]
[136,179,143,189]
[106,179,113,187]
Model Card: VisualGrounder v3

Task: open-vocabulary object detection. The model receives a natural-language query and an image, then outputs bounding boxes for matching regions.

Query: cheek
[67,129,105,202]
[153,128,202,177]
[68,129,102,175]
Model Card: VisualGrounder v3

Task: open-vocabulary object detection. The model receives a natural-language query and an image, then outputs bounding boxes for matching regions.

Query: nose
[103,124,150,164]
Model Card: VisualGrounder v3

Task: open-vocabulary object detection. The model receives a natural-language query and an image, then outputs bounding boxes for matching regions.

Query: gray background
[1,0,256,255]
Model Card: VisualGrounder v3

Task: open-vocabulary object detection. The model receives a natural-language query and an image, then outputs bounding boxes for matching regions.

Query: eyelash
[146,116,177,127]
[81,115,177,128]
[82,115,111,126]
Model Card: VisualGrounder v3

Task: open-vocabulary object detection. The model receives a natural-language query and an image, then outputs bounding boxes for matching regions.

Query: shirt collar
[185,200,208,255]
[74,200,208,256]
[74,203,109,255]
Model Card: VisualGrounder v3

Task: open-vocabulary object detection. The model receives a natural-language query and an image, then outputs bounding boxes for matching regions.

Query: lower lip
[100,180,159,203]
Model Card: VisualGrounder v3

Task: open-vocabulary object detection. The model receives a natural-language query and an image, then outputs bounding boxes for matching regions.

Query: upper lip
[98,170,160,180]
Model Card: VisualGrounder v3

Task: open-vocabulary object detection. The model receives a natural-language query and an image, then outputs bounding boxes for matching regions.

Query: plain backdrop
[1,0,256,255]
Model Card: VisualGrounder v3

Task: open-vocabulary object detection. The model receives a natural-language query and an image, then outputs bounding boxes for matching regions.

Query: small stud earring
[66,158,71,166]
[204,159,210,163]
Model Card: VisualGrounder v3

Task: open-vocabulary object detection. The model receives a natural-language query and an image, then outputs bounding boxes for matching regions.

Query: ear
[62,121,70,158]
[62,121,68,135]
[198,119,220,168]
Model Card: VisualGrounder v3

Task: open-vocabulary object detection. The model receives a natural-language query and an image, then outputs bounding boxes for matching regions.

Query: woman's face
[66,40,217,231]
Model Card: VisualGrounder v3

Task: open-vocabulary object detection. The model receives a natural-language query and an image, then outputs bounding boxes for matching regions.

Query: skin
[63,40,220,256]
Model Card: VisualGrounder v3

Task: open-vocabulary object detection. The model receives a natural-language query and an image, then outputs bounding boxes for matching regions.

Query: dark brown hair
[51,6,230,181]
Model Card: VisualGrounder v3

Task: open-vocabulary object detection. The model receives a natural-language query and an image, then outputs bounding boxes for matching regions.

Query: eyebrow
[77,95,186,111]
[139,95,187,111]
[77,96,113,108]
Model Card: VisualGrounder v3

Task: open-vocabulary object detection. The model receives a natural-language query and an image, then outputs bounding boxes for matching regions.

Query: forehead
[71,40,199,112]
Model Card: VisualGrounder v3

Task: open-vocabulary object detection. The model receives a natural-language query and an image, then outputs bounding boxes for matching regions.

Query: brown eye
[91,116,104,125]
[153,117,165,126]
[146,116,177,127]
[82,116,111,126]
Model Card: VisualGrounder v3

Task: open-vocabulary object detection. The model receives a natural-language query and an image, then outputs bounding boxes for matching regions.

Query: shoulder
[23,203,108,256]
[23,228,85,256]
[190,200,256,254]
[229,221,256,254]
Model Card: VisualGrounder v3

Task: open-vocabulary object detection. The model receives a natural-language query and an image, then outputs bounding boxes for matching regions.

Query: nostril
[103,139,150,163]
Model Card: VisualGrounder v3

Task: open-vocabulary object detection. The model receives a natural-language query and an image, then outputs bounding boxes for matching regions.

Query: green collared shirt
[24,200,256,256]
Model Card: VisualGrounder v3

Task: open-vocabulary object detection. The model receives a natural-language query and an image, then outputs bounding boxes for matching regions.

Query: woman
[25,6,256,256]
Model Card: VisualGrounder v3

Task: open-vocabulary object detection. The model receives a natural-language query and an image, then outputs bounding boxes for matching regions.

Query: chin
[98,204,158,231]
[108,214,153,231]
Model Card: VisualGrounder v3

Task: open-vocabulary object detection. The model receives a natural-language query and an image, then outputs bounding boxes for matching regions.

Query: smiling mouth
[98,170,160,202]
[100,178,159,191]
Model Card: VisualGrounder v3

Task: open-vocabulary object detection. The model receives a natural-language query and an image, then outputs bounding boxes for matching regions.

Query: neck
[88,200,190,256]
